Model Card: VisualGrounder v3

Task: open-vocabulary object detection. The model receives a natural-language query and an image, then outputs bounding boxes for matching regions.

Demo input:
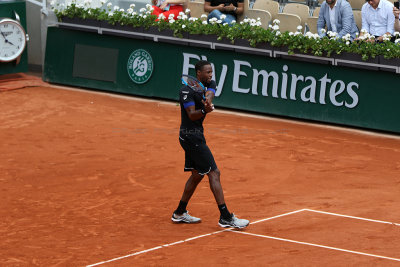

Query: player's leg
[172,170,203,223]
[180,170,204,204]
[207,169,250,229]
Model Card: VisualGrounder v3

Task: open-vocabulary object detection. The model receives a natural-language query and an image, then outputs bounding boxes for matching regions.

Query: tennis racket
[181,74,206,100]
[181,74,215,111]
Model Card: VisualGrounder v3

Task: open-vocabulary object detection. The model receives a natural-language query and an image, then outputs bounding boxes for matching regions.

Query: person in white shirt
[358,0,395,42]
[394,6,400,32]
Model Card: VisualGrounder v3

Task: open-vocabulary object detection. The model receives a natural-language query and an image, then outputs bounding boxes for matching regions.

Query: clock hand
[5,39,15,46]
[0,31,6,39]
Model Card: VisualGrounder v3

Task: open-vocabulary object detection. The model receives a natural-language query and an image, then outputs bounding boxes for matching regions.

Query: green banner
[44,27,400,133]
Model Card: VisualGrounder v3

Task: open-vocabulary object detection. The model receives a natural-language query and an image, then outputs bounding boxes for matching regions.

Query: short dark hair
[195,60,211,73]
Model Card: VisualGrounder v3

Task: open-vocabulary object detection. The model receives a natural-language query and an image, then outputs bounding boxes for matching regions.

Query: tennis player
[171,60,249,229]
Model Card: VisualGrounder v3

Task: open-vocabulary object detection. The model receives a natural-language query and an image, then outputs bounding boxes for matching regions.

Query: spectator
[358,0,395,42]
[394,6,400,32]
[152,0,185,20]
[204,0,244,25]
[317,0,359,40]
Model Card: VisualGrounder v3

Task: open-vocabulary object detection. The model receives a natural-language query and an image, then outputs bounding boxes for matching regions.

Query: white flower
[158,13,166,20]
[297,25,302,31]
[223,22,228,26]
[182,24,186,28]
[394,31,400,37]
[130,3,135,8]
[243,18,249,23]
[305,31,313,38]
[177,15,182,19]
[182,14,188,20]
[395,38,400,44]
[320,28,326,34]
[139,8,146,13]
[289,32,294,36]
[276,31,281,36]
[50,0,55,6]
[169,19,175,23]
[202,20,208,25]
[361,29,368,34]
[114,5,119,10]
[201,14,207,19]
[143,15,147,19]
[185,8,190,14]
[168,13,175,19]
[273,19,280,25]
[346,41,350,45]
[294,31,301,36]
[220,14,226,20]
[256,21,262,27]
[100,0,106,4]
[119,8,124,12]
[272,25,279,31]
[107,2,112,7]
[146,3,152,9]
[108,11,113,16]
[231,20,236,24]
[127,8,133,13]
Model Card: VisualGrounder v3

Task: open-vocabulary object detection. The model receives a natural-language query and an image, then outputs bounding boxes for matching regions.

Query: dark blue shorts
[179,134,217,175]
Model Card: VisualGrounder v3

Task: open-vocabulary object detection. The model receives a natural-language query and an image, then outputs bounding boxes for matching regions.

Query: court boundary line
[85,209,305,267]
[305,209,400,226]
[229,230,400,262]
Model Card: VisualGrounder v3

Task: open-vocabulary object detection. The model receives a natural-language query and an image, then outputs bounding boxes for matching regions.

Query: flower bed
[52,0,400,61]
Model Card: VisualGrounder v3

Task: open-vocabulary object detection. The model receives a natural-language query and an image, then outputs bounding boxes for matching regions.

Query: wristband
[206,88,216,94]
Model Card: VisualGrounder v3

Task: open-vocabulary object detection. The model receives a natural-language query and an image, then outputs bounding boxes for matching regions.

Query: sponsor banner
[44,28,400,133]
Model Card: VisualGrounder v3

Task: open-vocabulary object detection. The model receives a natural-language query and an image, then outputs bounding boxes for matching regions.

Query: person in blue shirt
[317,0,359,40]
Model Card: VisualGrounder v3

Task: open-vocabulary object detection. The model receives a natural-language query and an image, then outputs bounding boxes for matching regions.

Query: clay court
[1,84,400,266]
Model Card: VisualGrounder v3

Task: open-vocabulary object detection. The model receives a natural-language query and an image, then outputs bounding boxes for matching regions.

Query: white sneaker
[171,211,201,224]
[218,213,249,229]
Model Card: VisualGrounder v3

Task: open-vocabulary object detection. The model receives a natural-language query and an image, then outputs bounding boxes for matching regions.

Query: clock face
[0,19,26,62]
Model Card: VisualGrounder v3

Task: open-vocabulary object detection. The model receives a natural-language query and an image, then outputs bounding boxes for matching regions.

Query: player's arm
[205,90,215,105]
[185,104,214,121]
[205,81,217,105]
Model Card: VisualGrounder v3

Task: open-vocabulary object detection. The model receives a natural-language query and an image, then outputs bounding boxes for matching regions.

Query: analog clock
[0,18,27,64]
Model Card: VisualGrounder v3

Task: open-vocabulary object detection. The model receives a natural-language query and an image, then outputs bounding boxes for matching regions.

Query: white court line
[229,230,400,262]
[305,209,400,226]
[86,209,305,267]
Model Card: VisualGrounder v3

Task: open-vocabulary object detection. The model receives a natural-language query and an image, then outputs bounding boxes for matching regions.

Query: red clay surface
[1,86,400,266]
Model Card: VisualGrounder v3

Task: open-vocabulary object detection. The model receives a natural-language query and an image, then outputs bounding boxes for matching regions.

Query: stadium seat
[246,9,272,29]
[282,3,310,27]
[353,10,362,31]
[253,0,280,21]
[312,6,321,17]
[187,1,207,18]
[306,16,318,33]
[238,0,250,22]
[275,13,302,32]
[349,0,365,10]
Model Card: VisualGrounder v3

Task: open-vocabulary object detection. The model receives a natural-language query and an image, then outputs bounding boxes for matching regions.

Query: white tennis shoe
[171,211,201,224]
[218,213,249,229]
